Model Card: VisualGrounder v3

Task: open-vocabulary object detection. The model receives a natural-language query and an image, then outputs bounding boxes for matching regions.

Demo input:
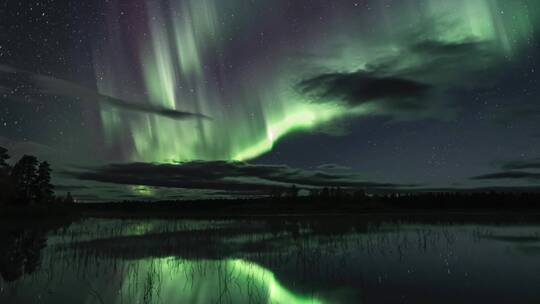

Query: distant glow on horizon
[132,185,155,197]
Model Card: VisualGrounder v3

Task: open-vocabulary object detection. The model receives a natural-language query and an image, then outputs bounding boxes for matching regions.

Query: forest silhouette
[0,146,73,207]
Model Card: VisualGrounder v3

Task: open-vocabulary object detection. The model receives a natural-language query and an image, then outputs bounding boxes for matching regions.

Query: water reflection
[0,227,46,282]
[0,219,70,283]
[112,258,323,304]
[2,217,540,303]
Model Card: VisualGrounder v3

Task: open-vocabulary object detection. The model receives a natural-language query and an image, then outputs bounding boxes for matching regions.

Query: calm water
[1,216,540,303]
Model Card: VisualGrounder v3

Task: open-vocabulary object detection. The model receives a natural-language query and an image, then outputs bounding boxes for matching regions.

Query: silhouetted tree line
[78,189,540,218]
[271,184,540,210]
[310,187,367,202]
[0,146,73,206]
[377,191,540,210]
[271,185,366,201]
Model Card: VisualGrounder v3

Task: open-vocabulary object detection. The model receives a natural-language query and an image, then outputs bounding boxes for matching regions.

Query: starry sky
[1,0,540,201]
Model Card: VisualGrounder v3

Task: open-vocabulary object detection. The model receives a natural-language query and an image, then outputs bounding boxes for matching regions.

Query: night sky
[1,0,540,201]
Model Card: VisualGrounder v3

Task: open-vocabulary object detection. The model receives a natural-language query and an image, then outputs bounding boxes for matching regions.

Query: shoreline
[3,204,540,223]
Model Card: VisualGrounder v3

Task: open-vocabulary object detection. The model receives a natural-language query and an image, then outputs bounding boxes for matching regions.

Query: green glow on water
[117,258,324,304]
[230,259,324,304]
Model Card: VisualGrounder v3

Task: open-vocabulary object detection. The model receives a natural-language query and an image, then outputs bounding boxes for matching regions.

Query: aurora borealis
[94,0,354,162]
[2,0,540,200]
[94,0,539,163]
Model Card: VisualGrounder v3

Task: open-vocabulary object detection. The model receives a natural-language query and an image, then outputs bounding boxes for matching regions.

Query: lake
[1,215,540,303]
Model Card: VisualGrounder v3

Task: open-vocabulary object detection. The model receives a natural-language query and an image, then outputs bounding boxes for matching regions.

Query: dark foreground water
[1,216,540,304]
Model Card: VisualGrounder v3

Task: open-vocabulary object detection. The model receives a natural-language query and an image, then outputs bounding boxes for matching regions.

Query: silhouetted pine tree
[320,187,330,200]
[10,155,39,205]
[0,147,9,173]
[35,161,53,204]
[0,147,13,204]
[64,192,74,204]
[289,185,298,198]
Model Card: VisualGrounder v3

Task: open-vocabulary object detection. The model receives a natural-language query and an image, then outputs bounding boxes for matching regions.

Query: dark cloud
[53,184,90,191]
[97,94,211,120]
[500,158,540,171]
[316,163,352,171]
[297,37,499,122]
[68,161,414,194]
[472,156,540,183]
[298,70,432,107]
[0,65,210,120]
[471,171,540,181]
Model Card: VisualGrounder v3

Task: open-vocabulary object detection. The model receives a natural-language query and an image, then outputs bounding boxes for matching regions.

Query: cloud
[471,156,540,183]
[0,65,210,120]
[500,158,540,171]
[316,163,352,171]
[471,171,540,181]
[298,71,432,107]
[67,161,414,194]
[297,36,500,121]
[53,184,90,191]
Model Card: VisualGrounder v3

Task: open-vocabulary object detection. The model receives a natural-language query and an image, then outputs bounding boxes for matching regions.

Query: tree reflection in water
[0,228,46,282]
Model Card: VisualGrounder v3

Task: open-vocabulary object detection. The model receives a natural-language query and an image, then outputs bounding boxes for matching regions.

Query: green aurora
[94,0,539,163]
